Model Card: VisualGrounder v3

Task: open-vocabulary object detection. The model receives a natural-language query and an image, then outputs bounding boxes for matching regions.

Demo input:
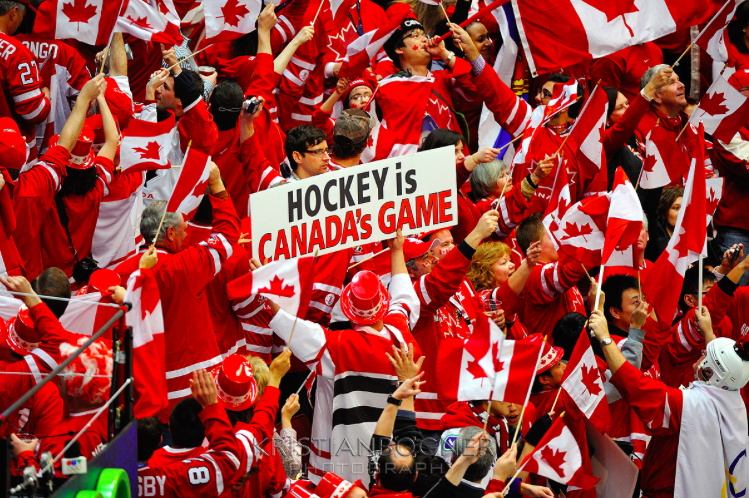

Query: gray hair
[452,426,497,482]
[470,160,507,200]
[642,212,648,231]
[140,201,182,245]
[0,0,24,16]
[640,64,670,91]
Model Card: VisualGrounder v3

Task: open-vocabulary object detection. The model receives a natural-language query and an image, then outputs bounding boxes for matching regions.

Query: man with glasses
[282,124,331,181]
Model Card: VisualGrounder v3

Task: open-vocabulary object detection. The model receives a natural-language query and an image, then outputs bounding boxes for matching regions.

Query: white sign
[250,147,458,261]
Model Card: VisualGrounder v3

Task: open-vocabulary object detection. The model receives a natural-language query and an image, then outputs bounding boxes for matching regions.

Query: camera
[243,96,261,114]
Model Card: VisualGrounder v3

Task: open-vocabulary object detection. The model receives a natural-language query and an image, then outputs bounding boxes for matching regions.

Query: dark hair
[226,407,253,426]
[284,125,327,171]
[191,187,213,226]
[59,166,99,196]
[411,455,449,497]
[516,212,543,256]
[548,73,571,84]
[679,264,716,314]
[188,70,205,97]
[657,187,684,221]
[601,274,639,323]
[378,444,417,492]
[32,267,72,318]
[532,370,553,394]
[604,87,620,121]
[137,417,163,461]
[169,398,205,449]
[419,129,464,153]
[209,79,244,131]
[15,0,39,34]
[233,30,259,58]
[728,2,749,55]
[552,312,587,361]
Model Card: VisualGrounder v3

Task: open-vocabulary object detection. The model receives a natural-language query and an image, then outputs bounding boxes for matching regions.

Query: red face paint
[413,44,419,50]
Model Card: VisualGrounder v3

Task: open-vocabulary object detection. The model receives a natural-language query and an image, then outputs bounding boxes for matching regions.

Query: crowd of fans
[1,0,749,497]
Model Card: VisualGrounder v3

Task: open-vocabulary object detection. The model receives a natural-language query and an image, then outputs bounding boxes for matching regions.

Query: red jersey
[37,407,108,474]
[0,31,51,163]
[516,260,587,343]
[589,43,664,104]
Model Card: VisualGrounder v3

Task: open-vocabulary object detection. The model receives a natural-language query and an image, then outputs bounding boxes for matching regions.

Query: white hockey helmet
[698,337,749,391]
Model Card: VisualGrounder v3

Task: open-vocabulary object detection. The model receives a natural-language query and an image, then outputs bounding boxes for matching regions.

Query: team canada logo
[325,293,335,306]
[299,69,310,82]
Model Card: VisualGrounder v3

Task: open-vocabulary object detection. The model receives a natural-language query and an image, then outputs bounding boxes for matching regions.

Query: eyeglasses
[305,148,332,157]
[537,89,553,99]
[349,93,372,102]
[404,30,427,40]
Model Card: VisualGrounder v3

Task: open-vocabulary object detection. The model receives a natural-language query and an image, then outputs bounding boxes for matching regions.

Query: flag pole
[549,388,562,416]
[295,369,315,395]
[593,264,604,312]
[675,121,690,142]
[312,0,325,25]
[432,0,510,44]
[348,246,389,270]
[100,47,109,74]
[670,42,693,69]
[286,249,319,346]
[510,406,525,446]
[580,263,591,281]
[167,44,214,71]
[497,133,524,154]
[638,269,642,302]
[698,254,703,311]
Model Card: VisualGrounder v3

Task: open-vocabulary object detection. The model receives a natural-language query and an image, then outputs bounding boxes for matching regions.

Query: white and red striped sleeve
[472,58,532,140]
[5,39,50,124]
[534,260,587,304]
[665,310,706,365]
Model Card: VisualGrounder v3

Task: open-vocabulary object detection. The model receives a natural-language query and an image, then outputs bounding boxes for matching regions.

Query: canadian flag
[338,12,408,79]
[688,74,749,143]
[119,114,176,173]
[706,177,725,226]
[125,269,168,419]
[330,0,355,30]
[165,147,211,221]
[602,167,642,265]
[491,334,544,405]
[568,85,608,189]
[560,330,611,432]
[227,256,316,317]
[643,127,707,323]
[437,312,505,401]
[59,292,119,336]
[512,0,729,76]
[509,105,545,182]
[33,0,125,46]
[115,0,183,45]
[202,0,263,46]
[693,0,740,64]
[541,155,572,247]
[551,194,610,267]
[543,80,579,123]
[638,123,690,189]
[518,414,600,489]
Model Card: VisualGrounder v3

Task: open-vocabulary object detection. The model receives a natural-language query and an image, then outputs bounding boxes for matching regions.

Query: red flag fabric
[568,85,608,185]
[518,415,600,489]
[436,312,505,401]
[705,177,725,226]
[638,123,690,189]
[491,334,544,405]
[115,0,183,45]
[689,75,749,143]
[543,81,579,123]
[330,0,355,30]
[541,155,572,248]
[602,167,642,265]
[0,178,22,281]
[338,12,408,79]
[33,0,125,46]
[165,147,211,221]
[693,0,738,63]
[118,114,176,173]
[227,256,316,317]
[560,331,611,432]
[511,0,729,76]
[125,269,168,419]
[642,127,708,323]
[551,194,610,267]
[202,0,263,46]
[59,292,119,336]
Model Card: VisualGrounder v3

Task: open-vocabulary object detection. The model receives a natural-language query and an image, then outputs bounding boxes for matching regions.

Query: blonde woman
[466,240,542,339]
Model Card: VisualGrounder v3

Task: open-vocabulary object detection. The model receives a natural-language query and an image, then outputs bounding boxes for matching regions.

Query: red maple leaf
[220,0,250,27]
[133,141,162,160]
[540,446,567,478]
[556,195,571,219]
[580,364,603,397]
[466,358,489,379]
[258,275,296,298]
[580,0,638,36]
[642,152,657,174]
[699,91,730,117]
[62,0,97,29]
[706,191,720,217]
[126,15,153,30]
[491,341,502,373]
[561,222,593,242]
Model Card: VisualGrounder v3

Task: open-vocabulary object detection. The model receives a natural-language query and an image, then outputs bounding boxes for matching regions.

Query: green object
[96,468,130,498]
[75,492,103,498]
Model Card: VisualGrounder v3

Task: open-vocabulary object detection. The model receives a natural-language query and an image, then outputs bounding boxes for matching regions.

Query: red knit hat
[60,337,113,405]
[536,336,563,375]
[1,306,39,356]
[340,270,390,325]
[0,117,27,170]
[210,354,259,411]
[343,69,377,106]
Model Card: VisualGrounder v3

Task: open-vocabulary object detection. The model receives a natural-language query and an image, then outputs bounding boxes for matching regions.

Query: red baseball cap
[402,237,439,262]
[0,117,27,170]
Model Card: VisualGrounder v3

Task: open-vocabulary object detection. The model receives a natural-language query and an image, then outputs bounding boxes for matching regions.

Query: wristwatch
[600,337,614,347]
[387,395,403,406]
[444,51,455,63]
